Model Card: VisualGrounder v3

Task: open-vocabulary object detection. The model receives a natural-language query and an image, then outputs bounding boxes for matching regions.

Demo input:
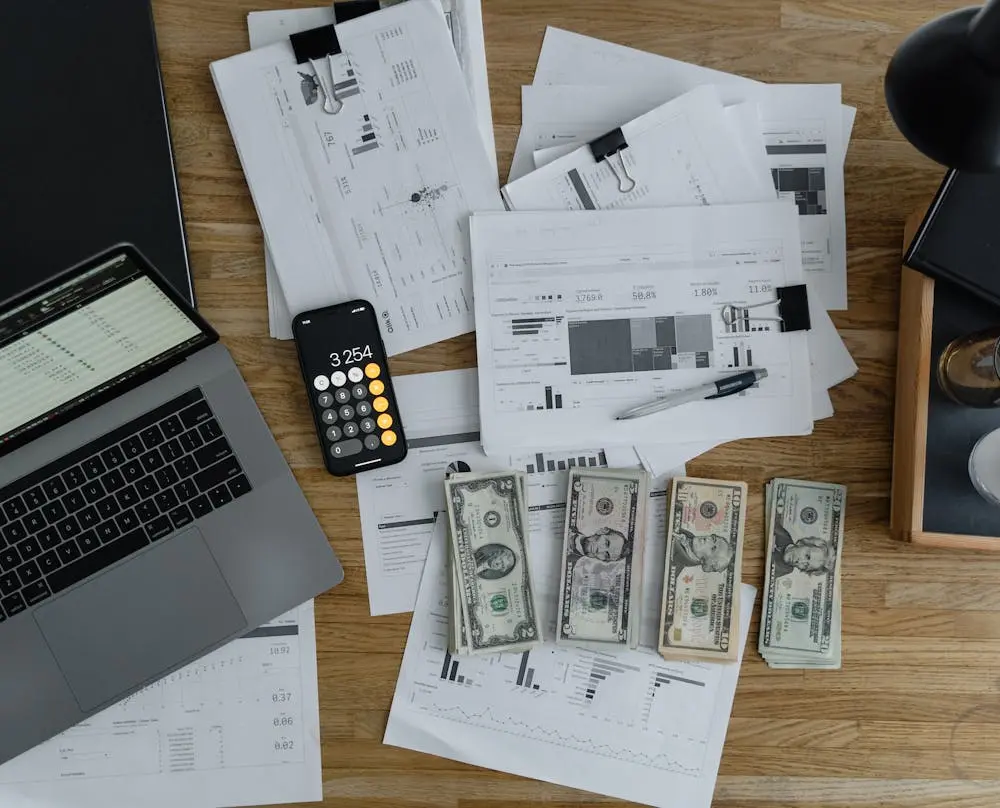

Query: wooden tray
[892,211,1000,549]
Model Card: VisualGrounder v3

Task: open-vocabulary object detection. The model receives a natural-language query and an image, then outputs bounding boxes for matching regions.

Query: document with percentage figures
[0,603,322,808]
[385,498,755,808]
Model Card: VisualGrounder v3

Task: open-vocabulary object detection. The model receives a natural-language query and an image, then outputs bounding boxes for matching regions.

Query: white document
[215,0,503,355]
[526,30,851,309]
[357,368,609,615]
[385,507,756,808]
[503,86,774,212]
[247,1,497,341]
[471,203,814,455]
[0,604,322,808]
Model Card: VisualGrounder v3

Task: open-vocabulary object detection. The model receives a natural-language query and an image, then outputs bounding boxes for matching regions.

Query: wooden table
[150,1,1000,806]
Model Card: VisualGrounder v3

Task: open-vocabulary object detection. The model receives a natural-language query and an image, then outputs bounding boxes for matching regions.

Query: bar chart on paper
[512,449,608,474]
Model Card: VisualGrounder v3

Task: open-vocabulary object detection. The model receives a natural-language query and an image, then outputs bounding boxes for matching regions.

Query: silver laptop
[0,245,343,764]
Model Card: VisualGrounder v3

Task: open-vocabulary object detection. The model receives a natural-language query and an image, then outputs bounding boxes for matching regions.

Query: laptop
[0,245,344,765]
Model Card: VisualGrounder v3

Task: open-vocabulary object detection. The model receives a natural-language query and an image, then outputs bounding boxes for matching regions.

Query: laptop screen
[0,251,208,450]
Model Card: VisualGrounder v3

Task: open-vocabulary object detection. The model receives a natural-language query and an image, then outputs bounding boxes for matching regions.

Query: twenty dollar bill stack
[759,479,846,669]
[445,471,542,655]
[659,477,747,663]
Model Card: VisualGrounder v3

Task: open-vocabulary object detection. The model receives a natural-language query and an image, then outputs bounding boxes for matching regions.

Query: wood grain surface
[149,1,997,805]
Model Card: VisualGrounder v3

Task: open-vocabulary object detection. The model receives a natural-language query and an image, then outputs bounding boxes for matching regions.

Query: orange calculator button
[377,413,393,430]
[372,396,389,413]
[368,379,385,396]
[365,363,381,379]
[381,430,398,447]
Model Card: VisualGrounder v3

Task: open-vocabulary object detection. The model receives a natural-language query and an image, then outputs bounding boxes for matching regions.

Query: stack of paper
[469,27,857,473]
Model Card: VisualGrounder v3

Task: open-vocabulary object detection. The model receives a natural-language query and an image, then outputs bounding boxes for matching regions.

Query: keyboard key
[194,437,232,469]
[136,476,159,499]
[136,500,159,523]
[198,419,224,442]
[22,580,51,607]
[63,491,86,513]
[2,592,26,617]
[122,437,144,458]
[208,484,233,509]
[189,495,212,519]
[82,480,105,504]
[22,487,46,510]
[78,506,99,529]
[154,489,179,512]
[161,414,183,438]
[0,510,7,529]
[78,530,100,554]
[16,559,41,587]
[116,485,139,509]
[96,520,121,544]
[140,450,165,473]
[37,526,60,551]
[0,546,21,571]
[56,539,82,565]
[2,496,26,521]
[140,425,164,449]
[38,550,61,574]
[146,516,173,541]
[42,500,66,524]
[155,466,180,489]
[82,456,106,479]
[23,511,46,534]
[194,457,241,493]
[162,438,183,462]
[175,456,198,479]
[0,571,19,596]
[62,466,86,489]
[228,475,252,500]
[176,479,199,502]
[101,445,126,468]
[101,469,126,493]
[179,400,213,429]
[168,504,194,530]
[179,429,204,453]
[2,521,26,545]
[57,516,81,540]
[96,496,120,521]
[42,477,67,499]
[116,509,140,533]
[18,536,41,561]
[122,459,143,482]
[48,528,149,595]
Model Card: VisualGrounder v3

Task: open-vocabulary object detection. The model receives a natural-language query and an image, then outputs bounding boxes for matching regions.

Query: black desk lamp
[885,0,1000,171]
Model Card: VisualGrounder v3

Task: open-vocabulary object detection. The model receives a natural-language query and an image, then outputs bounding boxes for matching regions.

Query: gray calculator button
[348,367,364,383]
[352,384,367,400]
[330,438,363,458]
[343,421,360,438]
[360,417,376,433]
[320,409,337,425]
[339,405,355,421]
[356,400,372,417]
[317,392,334,408]
[331,371,347,387]
[364,434,381,451]
[325,425,343,441]
[313,375,330,392]
[334,388,351,405]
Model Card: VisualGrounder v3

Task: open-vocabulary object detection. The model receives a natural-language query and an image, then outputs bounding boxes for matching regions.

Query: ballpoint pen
[615,368,768,421]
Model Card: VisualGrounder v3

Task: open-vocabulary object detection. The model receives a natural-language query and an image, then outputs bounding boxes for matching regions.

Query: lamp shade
[885,1,1000,172]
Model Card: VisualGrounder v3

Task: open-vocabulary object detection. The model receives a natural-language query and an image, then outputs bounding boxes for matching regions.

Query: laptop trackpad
[34,527,247,712]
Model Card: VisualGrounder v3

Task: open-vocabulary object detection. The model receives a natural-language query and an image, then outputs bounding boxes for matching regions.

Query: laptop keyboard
[0,389,252,621]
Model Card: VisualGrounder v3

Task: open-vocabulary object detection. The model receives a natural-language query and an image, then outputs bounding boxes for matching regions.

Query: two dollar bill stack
[759,479,846,669]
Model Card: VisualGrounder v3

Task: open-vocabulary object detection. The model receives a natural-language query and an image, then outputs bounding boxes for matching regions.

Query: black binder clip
[721,284,812,333]
[290,25,345,114]
[588,128,636,193]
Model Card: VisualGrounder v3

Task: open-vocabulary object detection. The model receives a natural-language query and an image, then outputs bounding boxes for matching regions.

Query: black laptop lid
[0,0,194,305]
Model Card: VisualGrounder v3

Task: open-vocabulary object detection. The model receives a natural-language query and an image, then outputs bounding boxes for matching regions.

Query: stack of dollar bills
[444,471,542,655]
[658,477,747,663]
[759,478,846,670]
[556,468,648,649]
